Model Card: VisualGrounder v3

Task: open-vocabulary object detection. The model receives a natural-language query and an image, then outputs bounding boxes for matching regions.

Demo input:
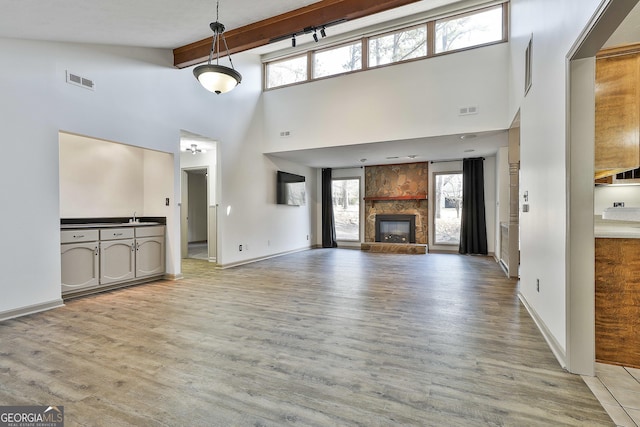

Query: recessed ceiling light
[359,158,367,163]
[386,156,399,159]
[464,149,475,153]
[407,155,417,159]
[460,134,477,140]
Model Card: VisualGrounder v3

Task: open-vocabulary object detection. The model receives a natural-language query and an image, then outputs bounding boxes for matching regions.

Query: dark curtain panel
[459,157,488,255]
[321,168,338,248]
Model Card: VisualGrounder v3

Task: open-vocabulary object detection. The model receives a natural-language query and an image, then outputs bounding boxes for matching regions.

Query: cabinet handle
[73,234,85,239]
[114,233,123,237]
[94,246,99,256]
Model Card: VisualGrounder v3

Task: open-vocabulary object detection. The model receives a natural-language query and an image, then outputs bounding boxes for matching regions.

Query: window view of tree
[435,5,503,53]
[266,55,307,89]
[369,26,427,67]
[264,4,507,90]
[332,179,360,241]
[314,42,362,79]
[434,173,463,244]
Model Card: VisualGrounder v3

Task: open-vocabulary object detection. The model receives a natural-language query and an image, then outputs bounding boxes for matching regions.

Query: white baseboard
[218,246,312,269]
[518,292,567,369]
[0,299,64,322]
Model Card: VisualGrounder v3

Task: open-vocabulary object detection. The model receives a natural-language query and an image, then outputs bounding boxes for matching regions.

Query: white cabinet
[99,228,135,285]
[62,223,165,296]
[135,226,165,278]
[61,230,99,293]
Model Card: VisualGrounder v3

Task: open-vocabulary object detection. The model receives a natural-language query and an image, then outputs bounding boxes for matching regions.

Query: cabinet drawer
[100,228,134,240]
[135,226,165,238]
[61,229,99,244]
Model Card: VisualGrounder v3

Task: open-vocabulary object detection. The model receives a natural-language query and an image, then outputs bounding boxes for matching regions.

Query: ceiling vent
[66,70,95,91]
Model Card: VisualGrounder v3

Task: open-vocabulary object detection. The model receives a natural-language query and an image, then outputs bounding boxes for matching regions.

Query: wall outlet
[165,197,170,206]
[614,202,625,207]
[306,235,309,240]
[536,278,540,292]
[239,244,243,252]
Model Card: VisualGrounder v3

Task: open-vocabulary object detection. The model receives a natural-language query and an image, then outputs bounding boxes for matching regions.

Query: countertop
[595,216,640,238]
[61,222,161,229]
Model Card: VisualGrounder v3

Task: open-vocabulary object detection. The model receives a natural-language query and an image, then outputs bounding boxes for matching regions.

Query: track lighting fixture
[292,34,296,47]
[320,26,326,38]
[313,30,319,42]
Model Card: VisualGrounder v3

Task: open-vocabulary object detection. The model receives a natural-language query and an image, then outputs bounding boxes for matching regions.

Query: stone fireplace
[361,163,428,253]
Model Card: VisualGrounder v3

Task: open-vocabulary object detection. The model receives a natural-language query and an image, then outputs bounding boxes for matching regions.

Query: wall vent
[280,131,291,137]
[459,105,478,116]
[66,71,95,91]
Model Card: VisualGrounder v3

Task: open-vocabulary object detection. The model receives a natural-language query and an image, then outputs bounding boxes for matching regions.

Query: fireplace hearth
[375,214,416,244]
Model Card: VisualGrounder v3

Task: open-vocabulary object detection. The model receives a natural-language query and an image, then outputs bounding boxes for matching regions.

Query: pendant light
[193,1,242,94]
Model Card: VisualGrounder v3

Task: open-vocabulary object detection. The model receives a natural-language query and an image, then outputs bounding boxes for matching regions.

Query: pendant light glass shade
[194,64,242,94]
[194,3,241,94]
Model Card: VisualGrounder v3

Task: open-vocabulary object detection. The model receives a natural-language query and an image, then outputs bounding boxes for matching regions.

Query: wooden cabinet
[135,226,165,278]
[595,238,640,368]
[595,44,640,179]
[61,230,99,293]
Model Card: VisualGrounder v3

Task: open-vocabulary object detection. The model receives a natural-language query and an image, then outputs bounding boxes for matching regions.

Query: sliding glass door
[434,172,463,245]
[332,178,360,241]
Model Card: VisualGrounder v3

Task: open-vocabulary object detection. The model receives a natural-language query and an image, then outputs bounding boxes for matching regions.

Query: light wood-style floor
[0,249,613,426]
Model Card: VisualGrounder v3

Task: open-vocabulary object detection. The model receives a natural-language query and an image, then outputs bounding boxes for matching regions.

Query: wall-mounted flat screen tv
[277,171,306,206]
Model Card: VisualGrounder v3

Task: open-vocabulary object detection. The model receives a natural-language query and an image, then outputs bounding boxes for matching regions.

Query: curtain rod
[430,157,485,164]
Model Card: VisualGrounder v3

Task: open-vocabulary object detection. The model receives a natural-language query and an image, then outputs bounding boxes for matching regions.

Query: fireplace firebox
[375,214,416,243]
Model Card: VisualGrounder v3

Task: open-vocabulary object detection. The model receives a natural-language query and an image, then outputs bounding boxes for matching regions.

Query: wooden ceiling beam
[173,0,421,69]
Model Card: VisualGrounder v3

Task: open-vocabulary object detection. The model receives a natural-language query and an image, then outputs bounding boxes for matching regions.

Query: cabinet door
[595,51,640,175]
[61,242,99,293]
[136,237,165,278]
[100,239,135,285]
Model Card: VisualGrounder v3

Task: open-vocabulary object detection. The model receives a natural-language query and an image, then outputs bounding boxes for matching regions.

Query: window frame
[312,39,365,80]
[367,23,429,69]
[263,2,509,91]
[433,4,507,56]
[264,53,309,90]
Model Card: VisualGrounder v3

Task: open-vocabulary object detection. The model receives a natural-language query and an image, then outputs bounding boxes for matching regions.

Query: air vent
[459,105,478,116]
[66,70,95,91]
[280,131,291,137]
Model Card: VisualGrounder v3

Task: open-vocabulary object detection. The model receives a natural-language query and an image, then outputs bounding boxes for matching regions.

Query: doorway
[179,130,218,263]
[183,169,209,260]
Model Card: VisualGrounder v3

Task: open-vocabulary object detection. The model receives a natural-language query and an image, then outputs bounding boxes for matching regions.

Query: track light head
[292,34,296,47]
[313,31,318,42]
[320,27,326,38]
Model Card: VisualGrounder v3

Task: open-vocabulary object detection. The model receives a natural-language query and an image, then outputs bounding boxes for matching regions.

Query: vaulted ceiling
[0,0,512,167]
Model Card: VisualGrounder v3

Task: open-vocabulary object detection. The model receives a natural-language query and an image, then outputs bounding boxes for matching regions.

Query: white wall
[0,37,314,318]
[263,43,509,153]
[508,0,604,363]
[60,133,145,218]
[594,185,640,214]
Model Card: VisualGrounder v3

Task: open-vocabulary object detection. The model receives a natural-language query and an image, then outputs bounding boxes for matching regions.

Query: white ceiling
[1,0,509,168]
[0,0,466,49]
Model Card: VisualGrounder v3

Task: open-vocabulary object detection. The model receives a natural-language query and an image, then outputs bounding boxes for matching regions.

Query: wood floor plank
[0,250,613,426]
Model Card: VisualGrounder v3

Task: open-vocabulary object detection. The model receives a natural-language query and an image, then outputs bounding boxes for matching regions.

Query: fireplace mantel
[363,194,427,202]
